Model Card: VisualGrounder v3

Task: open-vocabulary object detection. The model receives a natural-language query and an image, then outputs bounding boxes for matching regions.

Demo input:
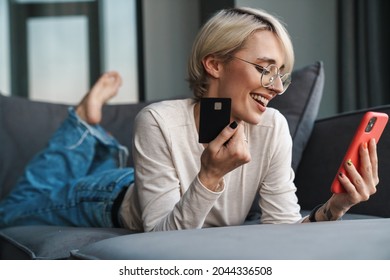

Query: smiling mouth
[250,93,268,107]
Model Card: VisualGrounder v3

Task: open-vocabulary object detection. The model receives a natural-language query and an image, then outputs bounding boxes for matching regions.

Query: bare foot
[76,71,122,124]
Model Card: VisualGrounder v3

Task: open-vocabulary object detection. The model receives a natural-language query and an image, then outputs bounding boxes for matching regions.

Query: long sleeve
[132,100,223,232]
[257,112,302,224]
[120,99,303,232]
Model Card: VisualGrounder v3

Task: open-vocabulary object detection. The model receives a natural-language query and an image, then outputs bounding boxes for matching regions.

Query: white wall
[143,0,200,101]
[28,16,90,103]
[101,0,139,104]
[236,0,338,117]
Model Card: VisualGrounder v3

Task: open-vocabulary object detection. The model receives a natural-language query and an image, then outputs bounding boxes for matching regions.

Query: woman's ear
[202,55,223,78]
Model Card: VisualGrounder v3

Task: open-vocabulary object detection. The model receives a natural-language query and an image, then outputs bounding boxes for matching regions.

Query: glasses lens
[261,65,292,93]
[261,65,279,87]
[281,74,291,90]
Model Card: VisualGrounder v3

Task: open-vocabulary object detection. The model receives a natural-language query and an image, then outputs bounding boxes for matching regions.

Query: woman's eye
[257,66,271,75]
[255,66,264,73]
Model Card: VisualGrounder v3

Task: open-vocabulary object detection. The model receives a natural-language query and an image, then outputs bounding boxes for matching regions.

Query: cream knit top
[120,98,302,232]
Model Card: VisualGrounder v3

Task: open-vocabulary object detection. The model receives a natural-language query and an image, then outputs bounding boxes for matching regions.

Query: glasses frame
[232,56,291,95]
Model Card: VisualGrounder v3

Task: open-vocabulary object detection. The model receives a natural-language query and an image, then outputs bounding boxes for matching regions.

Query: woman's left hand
[327,138,379,219]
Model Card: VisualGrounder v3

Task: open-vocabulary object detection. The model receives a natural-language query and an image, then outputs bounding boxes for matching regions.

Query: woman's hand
[310,138,379,222]
[331,138,378,214]
[198,121,251,191]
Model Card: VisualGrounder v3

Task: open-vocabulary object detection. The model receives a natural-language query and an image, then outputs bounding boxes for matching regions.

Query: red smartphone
[331,111,388,193]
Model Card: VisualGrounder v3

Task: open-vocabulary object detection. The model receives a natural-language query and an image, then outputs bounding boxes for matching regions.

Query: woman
[0,7,378,231]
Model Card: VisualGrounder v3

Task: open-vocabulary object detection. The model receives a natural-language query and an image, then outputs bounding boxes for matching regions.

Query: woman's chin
[242,112,264,125]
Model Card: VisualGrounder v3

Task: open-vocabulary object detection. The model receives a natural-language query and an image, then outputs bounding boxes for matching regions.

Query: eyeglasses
[232,56,291,95]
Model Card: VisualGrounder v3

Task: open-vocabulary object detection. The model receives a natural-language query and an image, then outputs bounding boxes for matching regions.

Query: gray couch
[1,62,390,260]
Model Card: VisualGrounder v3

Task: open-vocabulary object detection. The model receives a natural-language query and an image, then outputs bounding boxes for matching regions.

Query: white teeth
[250,94,268,106]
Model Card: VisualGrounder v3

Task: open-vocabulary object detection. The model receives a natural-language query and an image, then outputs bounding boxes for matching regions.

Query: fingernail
[229,121,238,129]
[346,159,352,166]
[363,142,368,149]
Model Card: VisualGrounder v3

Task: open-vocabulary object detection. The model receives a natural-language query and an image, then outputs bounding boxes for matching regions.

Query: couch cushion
[0,226,132,259]
[269,61,324,171]
[71,219,390,260]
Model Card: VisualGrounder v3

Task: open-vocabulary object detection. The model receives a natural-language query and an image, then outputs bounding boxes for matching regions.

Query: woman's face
[211,30,287,125]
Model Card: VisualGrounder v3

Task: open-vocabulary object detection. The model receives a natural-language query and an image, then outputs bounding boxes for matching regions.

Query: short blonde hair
[188,7,294,99]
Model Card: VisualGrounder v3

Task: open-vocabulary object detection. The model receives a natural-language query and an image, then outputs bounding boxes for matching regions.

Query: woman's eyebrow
[256,57,286,70]
[255,57,276,64]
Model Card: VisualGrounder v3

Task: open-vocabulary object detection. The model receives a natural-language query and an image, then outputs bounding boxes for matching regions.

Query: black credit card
[198,98,231,143]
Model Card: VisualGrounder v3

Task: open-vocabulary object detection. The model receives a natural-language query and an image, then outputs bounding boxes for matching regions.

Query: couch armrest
[295,105,390,217]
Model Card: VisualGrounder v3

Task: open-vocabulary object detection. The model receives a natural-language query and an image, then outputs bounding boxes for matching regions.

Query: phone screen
[198,98,231,143]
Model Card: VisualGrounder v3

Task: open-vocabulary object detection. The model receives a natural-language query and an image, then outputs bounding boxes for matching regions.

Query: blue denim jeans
[0,108,134,228]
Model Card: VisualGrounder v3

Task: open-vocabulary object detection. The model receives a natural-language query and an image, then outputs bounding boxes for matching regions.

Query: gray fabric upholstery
[70,219,390,260]
[0,226,132,260]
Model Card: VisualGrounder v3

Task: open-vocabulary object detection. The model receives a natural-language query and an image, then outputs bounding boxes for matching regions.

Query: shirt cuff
[196,175,225,194]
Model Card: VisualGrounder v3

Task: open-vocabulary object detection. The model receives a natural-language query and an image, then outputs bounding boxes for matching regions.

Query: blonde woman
[0,8,378,231]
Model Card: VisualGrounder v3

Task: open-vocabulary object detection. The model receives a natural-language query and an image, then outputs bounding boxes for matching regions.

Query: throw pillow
[270,61,324,171]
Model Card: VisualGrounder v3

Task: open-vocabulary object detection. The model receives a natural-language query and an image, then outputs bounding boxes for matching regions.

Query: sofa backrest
[0,95,151,200]
[0,61,324,200]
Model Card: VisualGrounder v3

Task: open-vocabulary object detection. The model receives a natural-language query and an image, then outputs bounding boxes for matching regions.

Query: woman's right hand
[198,121,251,191]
